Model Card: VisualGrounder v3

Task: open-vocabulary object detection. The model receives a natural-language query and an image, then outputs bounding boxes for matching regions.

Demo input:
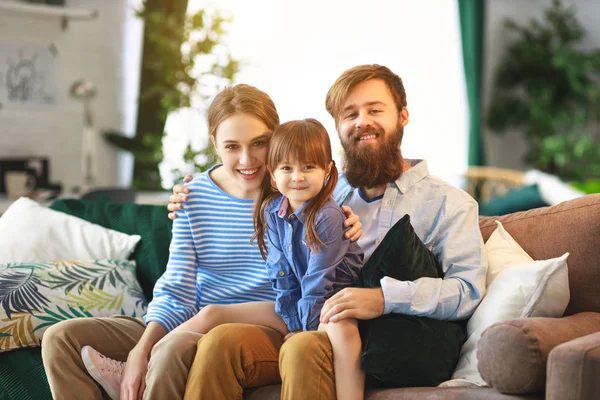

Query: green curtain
[134,0,189,190]
[458,0,486,166]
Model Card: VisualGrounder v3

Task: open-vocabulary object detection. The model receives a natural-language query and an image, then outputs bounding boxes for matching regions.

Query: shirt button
[400,186,407,192]
[289,214,295,220]
[279,271,285,276]
[288,246,292,252]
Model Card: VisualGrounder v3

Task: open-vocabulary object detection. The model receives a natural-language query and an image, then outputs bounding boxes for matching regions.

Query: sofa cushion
[50,198,173,301]
[478,194,600,316]
[0,259,147,352]
[477,312,600,394]
[479,184,548,216]
[0,347,51,400]
[546,330,600,400]
[0,197,141,264]
[357,215,466,387]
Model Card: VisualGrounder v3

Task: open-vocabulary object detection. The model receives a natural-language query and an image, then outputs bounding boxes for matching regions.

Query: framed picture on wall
[0,157,50,194]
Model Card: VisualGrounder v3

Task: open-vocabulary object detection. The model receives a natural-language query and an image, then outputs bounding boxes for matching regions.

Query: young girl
[81,118,365,400]
[171,118,364,399]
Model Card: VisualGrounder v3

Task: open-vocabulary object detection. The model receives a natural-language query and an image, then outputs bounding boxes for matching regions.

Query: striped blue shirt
[144,167,275,332]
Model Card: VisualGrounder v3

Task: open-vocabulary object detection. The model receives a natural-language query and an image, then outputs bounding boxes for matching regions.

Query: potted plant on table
[487,0,600,191]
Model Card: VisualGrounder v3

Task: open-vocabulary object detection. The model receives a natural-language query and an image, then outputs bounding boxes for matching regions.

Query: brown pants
[41,316,203,400]
[183,323,336,400]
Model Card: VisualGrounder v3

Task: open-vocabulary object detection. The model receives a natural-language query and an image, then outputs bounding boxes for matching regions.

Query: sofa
[0,194,598,399]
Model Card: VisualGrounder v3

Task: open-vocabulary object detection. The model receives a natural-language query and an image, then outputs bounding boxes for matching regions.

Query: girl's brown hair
[207,84,280,140]
[252,119,339,260]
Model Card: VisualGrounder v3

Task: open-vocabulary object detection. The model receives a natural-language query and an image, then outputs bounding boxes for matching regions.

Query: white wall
[484,0,600,170]
[0,0,143,194]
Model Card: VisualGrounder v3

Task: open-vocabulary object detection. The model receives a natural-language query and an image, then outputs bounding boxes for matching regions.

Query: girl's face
[212,113,271,197]
[271,159,331,212]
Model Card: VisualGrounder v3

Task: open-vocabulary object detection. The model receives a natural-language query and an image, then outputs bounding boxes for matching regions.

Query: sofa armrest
[477,312,600,394]
[546,331,600,400]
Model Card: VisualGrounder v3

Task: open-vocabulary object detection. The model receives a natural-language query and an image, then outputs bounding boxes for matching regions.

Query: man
[169,64,487,399]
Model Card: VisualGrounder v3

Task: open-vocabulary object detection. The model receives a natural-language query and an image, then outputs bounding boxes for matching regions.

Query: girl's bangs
[269,122,331,168]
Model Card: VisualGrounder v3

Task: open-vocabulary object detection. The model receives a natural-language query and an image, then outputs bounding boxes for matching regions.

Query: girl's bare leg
[320,319,364,400]
[172,301,289,336]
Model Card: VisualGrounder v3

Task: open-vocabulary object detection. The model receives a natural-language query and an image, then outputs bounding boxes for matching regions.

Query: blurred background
[0,0,598,213]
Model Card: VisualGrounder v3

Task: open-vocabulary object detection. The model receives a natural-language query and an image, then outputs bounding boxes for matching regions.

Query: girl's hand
[167,174,193,220]
[341,205,362,242]
[284,330,301,342]
[120,346,149,400]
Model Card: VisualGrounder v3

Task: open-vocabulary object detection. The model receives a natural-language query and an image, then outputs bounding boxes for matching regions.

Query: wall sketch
[0,44,58,107]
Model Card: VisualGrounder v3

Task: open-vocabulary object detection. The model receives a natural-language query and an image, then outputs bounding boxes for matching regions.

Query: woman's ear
[326,161,334,178]
[210,135,220,157]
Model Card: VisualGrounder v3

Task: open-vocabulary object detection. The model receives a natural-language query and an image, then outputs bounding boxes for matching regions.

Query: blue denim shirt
[333,159,488,321]
[265,196,363,331]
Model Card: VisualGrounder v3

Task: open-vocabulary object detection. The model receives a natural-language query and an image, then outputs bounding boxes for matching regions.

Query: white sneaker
[81,345,124,400]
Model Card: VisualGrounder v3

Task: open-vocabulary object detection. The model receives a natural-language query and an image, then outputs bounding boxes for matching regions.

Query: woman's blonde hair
[207,84,280,140]
[252,119,338,259]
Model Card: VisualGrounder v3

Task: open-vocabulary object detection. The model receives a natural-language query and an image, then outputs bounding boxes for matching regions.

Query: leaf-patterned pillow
[0,259,147,352]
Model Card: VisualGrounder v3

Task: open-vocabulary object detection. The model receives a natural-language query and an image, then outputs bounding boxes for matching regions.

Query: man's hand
[320,287,385,323]
[167,174,193,220]
[341,205,362,242]
[120,346,149,400]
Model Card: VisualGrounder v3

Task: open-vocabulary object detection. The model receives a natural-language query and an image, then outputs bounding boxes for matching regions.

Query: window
[161,0,468,187]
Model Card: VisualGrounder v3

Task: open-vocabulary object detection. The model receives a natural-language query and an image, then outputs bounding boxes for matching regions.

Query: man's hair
[325,64,407,125]
[207,84,280,140]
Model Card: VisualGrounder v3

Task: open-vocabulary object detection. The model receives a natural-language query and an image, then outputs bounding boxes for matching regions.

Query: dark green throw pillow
[479,184,548,216]
[50,197,172,301]
[358,214,466,388]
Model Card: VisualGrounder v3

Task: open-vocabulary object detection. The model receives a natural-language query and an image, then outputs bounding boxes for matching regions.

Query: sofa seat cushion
[478,193,600,316]
[243,384,542,400]
[0,347,51,400]
[477,312,600,394]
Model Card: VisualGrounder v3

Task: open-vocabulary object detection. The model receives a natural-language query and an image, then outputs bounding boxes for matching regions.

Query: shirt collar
[266,195,308,223]
[392,159,429,194]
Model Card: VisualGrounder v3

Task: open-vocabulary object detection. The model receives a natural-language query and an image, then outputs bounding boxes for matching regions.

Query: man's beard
[342,124,404,189]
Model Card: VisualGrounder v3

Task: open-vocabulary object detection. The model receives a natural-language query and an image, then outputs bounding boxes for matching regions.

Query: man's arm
[380,201,487,320]
[321,200,487,322]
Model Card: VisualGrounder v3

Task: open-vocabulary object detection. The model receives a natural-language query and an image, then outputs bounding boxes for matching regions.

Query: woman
[41,84,361,400]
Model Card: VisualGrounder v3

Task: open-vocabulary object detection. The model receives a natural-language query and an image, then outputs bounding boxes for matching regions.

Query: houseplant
[105,1,239,190]
[487,0,600,183]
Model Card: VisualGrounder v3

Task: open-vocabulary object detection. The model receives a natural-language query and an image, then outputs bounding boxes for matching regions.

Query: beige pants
[183,323,335,400]
[41,316,203,400]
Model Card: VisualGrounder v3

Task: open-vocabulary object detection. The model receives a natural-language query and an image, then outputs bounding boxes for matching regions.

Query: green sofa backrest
[50,197,173,302]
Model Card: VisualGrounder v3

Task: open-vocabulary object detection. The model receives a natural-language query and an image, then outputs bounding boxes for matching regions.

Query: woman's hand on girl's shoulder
[167,174,193,220]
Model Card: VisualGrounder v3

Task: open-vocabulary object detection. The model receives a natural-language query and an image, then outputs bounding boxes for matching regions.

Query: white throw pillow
[0,197,141,263]
[440,221,570,387]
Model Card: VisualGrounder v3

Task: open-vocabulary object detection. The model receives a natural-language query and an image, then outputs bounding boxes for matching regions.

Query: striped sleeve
[144,198,199,332]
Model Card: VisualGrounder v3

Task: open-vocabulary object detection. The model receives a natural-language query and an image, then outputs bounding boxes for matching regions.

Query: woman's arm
[120,322,166,400]
[167,175,363,245]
